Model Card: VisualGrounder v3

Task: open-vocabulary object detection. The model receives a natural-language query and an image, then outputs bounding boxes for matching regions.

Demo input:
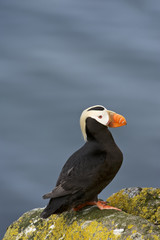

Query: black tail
[40,196,70,219]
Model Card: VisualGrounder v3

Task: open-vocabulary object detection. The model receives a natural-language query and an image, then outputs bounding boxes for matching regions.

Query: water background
[1,0,160,238]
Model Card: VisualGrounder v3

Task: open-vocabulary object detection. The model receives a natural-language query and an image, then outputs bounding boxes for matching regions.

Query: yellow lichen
[3,188,160,240]
[142,224,147,229]
[153,235,159,240]
[3,210,121,240]
[128,224,134,229]
[126,237,133,240]
[107,187,160,227]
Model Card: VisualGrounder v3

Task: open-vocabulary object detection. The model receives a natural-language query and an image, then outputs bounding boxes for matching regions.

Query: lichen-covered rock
[3,188,160,240]
[107,187,160,228]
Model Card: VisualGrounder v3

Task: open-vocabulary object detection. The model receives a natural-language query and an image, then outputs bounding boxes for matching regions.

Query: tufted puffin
[41,105,127,218]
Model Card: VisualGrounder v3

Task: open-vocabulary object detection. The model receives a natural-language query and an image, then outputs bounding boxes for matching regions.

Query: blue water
[1,0,160,238]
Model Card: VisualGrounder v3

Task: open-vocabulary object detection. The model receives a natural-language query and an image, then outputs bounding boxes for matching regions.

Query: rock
[3,188,160,240]
[107,187,160,227]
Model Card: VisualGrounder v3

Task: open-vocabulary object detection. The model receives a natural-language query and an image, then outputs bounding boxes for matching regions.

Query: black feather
[41,196,70,218]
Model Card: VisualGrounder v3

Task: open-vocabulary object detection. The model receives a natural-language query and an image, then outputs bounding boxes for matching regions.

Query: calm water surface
[1,0,160,237]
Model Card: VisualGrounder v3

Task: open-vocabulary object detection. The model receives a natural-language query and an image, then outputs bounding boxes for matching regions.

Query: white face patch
[80,105,110,141]
[89,109,110,126]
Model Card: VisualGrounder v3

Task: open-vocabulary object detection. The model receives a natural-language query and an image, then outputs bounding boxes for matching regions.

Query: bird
[40,105,127,218]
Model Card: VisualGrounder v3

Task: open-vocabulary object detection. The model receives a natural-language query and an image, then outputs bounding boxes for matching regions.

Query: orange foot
[96,200,121,211]
[73,200,121,211]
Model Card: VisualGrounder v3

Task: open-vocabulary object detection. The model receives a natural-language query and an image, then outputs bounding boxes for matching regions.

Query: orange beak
[107,110,127,128]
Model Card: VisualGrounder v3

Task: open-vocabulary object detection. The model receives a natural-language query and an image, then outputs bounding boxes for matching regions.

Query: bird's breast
[96,145,123,183]
[107,145,123,168]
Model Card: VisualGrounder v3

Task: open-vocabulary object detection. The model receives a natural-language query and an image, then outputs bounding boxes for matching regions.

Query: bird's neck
[86,118,118,150]
[89,127,117,149]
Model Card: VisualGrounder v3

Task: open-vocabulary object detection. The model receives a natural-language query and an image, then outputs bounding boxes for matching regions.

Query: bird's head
[80,105,127,141]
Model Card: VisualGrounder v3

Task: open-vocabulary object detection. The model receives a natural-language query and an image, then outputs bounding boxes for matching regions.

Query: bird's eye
[98,115,102,119]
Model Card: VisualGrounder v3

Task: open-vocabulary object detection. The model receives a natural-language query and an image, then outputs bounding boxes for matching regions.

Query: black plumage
[41,117,123,218]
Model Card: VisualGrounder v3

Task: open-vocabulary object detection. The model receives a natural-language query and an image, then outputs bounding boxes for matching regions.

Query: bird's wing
[43,184,73,199]
[43,143,107,199]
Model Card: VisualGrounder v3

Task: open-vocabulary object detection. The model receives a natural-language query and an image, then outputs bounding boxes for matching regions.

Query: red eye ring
[98,115,102,119]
